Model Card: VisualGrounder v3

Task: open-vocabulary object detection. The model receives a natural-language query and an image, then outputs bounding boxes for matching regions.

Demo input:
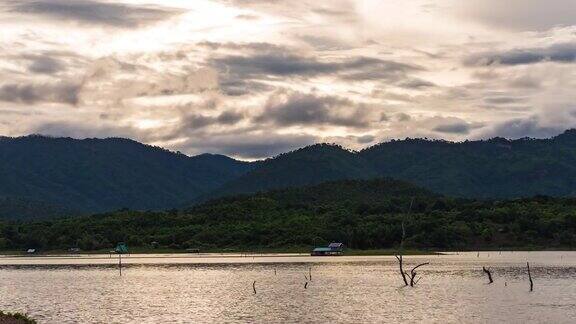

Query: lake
[0,252,574,323]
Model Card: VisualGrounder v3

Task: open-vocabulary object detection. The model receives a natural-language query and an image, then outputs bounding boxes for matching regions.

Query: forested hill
[206,129,576,200]
[205,144,379,199]
[0,135,252,214]
[2,130,576,220]
[1,179,574,251]
[360,129,576,198]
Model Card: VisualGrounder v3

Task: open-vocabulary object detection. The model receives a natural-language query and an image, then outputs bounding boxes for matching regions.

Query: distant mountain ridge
[1,130,576,219]
[205,129,576,200]
[0,135,253,216]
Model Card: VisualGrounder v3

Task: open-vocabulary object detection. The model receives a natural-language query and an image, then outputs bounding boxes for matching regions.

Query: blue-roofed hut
[311,242,345,256]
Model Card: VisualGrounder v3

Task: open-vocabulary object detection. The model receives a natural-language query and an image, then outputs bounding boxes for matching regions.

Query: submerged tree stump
[527,262,533,292]
[482,267,494,284]
[395,254,409,286]
[409,263,429,287]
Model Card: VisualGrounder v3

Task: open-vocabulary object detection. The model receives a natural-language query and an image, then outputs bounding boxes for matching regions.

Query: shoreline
[1,246,574,257]
[0,248,435,257]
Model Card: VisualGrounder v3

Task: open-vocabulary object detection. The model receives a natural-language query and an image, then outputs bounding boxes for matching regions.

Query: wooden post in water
[252,280,257,294]
[309,267,312,281]
[527,262,533,292]
[119,253,122,276]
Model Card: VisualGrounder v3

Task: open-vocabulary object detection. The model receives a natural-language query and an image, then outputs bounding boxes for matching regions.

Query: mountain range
[1,130,576,219]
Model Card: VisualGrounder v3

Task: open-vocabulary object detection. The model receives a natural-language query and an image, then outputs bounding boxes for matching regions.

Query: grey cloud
[198,41,285,53]
[433,122,471,134]
[31,121,138,139]
[398,78,436,89]
[0,82,81,105]
[482,116,568,139]
[181,111,244,130]
[25,55,64,74]
[465,42,576,66]
[356,134,375,144]
[255,91,370,128]
[396,113,411,122]
[484,96,525,105]
[217,111,244,124]
[219,79,274,96]
[212,52,420,94]
[213,53,420,80]
[7,0,183,27]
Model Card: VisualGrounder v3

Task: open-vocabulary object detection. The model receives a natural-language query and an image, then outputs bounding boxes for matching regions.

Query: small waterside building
[311,242,345,256]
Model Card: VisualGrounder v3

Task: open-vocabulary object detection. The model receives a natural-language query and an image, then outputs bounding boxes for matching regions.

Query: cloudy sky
[1,0,576,159]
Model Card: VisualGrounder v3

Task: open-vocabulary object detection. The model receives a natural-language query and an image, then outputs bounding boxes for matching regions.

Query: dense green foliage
[1,179,574,252]
[0,135,252,215]
[0,311,37,324]
[0,196,74,221]
[213,129,576,199]
[361,129,576,198]
[207,144,379,199]
[3,130,576,220]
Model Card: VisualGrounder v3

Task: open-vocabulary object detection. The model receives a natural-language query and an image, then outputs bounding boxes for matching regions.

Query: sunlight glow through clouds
[1,0,576,158]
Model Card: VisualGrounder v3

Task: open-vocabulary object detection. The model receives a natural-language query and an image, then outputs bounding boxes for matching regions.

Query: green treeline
[1,179,575,252]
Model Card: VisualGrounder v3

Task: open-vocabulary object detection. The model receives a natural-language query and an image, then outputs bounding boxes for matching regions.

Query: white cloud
[1,0,576,158]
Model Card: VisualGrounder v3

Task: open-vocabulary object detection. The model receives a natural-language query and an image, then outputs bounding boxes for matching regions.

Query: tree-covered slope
[0,196,75,220]
[0,135,252,214]
[201,130,576,202]
[359,130,576,198]
[205,144,379,199]
[2,179,574,251]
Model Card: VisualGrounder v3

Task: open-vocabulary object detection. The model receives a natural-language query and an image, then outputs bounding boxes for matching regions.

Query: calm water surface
[0,252,575,323]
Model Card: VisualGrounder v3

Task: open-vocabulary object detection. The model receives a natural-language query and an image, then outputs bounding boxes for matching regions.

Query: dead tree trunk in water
[395,254,409,286]
[409,262,429,287]
[395,198,413,287]
[253,281,257,294]
[482,267,493,284]
[527,262,533,292]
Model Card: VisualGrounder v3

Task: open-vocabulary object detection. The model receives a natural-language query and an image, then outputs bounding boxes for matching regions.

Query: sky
[1,0,576,159]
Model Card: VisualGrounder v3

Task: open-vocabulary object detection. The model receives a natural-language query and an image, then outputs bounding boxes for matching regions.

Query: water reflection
[0,252,575,323]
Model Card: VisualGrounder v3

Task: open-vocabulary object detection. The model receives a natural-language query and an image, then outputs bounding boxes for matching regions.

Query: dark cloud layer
[433,122,471,134]
[483,116,569,139]
[256,91,370,128]
[7,0,183,27]
[24,55,65,74]
[466,42,576,66]
[181,111,244,130]
[0,82,80,105]
[213,51,418,77]
[211,49,421,94]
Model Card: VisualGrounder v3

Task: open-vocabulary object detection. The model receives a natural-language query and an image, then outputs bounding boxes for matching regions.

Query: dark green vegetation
[222,129,576,199]
[0,311,36,324]
[2,129,576,220]
[0,135,252,217]
[1,179,574,252]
